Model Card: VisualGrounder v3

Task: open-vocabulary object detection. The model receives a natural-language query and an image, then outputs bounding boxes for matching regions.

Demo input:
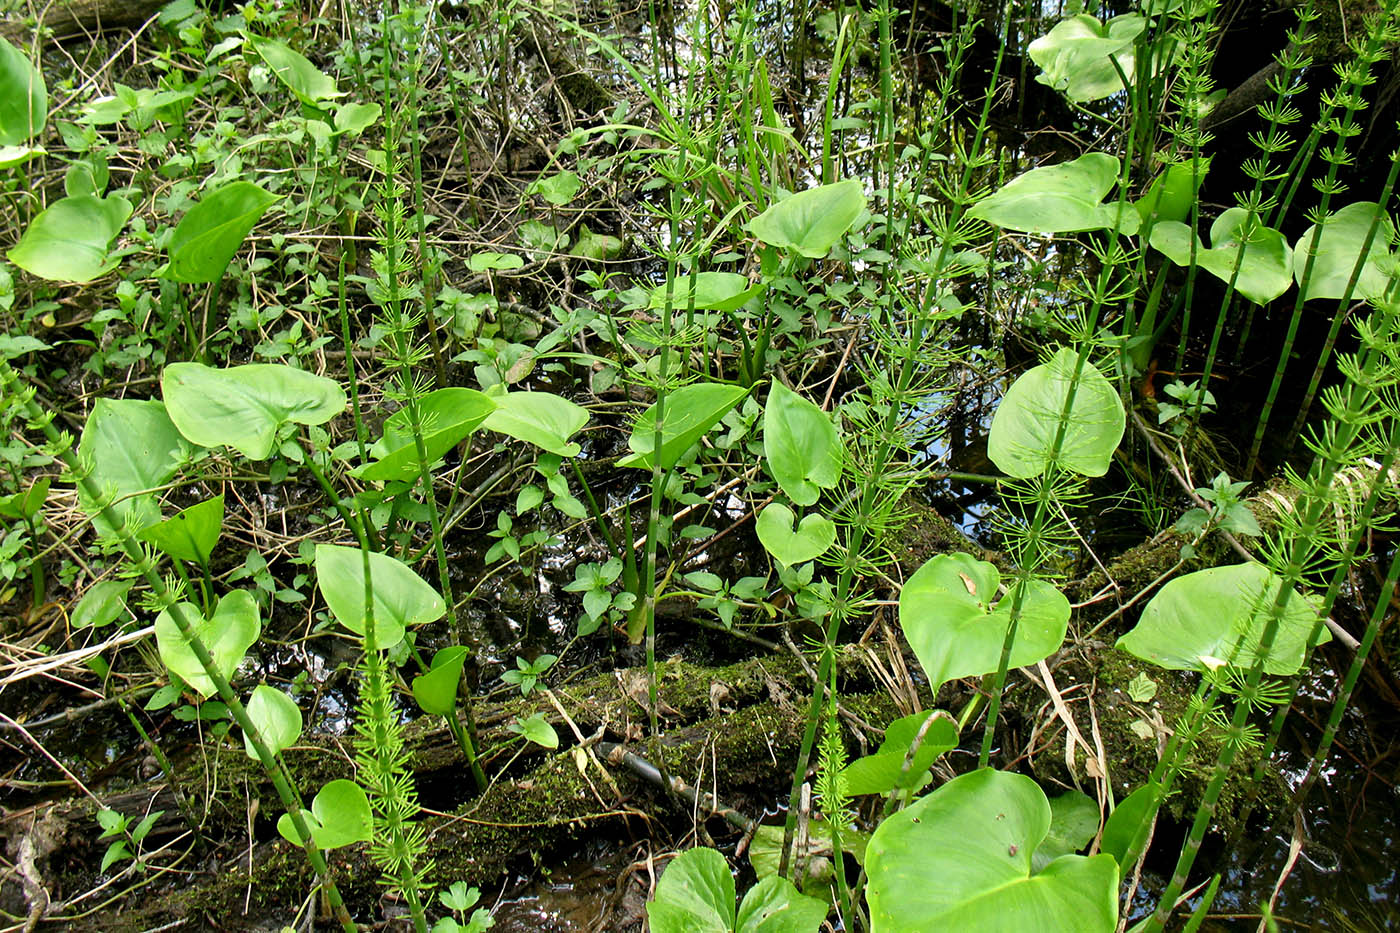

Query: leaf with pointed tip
[1293,201,1399,301]
[899,553,1069,696]
[166,181,278,283]
[748,179,867,258]
[482,391,589,457]
[243,684,302,760]
[315,544,445,645]
[155,590,261,699]
[77,398,189,537]
[866,769,1118,932]
[412,646,469,716]
[357,388,495,482]
[162,363,345,459]
[8,195,131,282]
[967,153,1138,236]
[246,34,344,105]
[988,347,1124,478]
[650,272,764,312]
[763,382,843,506]
[840,710,959,796]
[0,36,45,145]
[1150,208,1292,304]
[1115,562,1328,675]
[1028,14,1145,103]
[138,495,223,565]
[619,383,747,470]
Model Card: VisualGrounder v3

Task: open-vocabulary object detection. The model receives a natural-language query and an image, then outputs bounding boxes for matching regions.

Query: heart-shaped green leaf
[967,153,1139,236]
[755,502,836,567]
[569,225,624,261]
[77,398,189,537]
[840,710,959,796]
[0,36,46,145]
[763,382,843,506]
[619,382,748,470]
[73,579,133,629]
[357,388,495,482]
[137,495,223,565]
[411,646,469,716]
[1115,562,1328,675]
[866,769,1118,932]
[1293,201,1399,301]
[650,272,765,312]
[1028,14,1145,103]
[899,553,1070,696]
[246,34,344,105]
[276,779,372,850]
[529,170,581,205]
[987,347,1125,479]
[482,390,589,457]
[468,251,525,272]
[1100,779,1163,869]
[1134,159,1209,227]
[155,590,261,699]
[8,194,132,282]
[1033,790,1100,873]
[166,181,279,283]
[647,847,827,933]
[333,101,380,136]
[162,363,346,460]
[315,544,445,645]
[1150,208,1293,304]
[243,684,302,760]
[747,179,867,258]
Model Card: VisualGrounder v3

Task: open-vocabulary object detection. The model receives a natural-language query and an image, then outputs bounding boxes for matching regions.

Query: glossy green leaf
[0,474,47,519]
[569,224,624,261]
[154,590,261,699]
[77,398,189,536]
[246,34,344,105]
[332,101,380,135]
[840,710,958,796]
[967,153,1139,236]
[411,646,469,716]
[763,382,842,506]
[1100,779,1162,870]
[1033,790,1100,873]
[468,251,524,272]
[0,144,43,168]
[242,684,302,760]
[1293,201,1399,301]
[315,543,445,645]
[987,347,1125,478]
[899,552,1070,696]
[73,579,133,629]
[482,390,589,457]
[648,847,825,933]
[1028,14,1145,103]
[755,503,836,567]
[137,495,223,565]
[747,821,868,891]
[166,181,278,283]
[650,272,764,312]
[513,712,559,749]
[747,179,867,258]
[1115,562,1328,675]
[0,36,46,145]
[1134,159,1209,226]
[866,769,1118,932]
[276,779,372,850]
[357,388,495,482]
[1150,208,1293,304]
[619,382,748,470]
[529,170,581,205]
[161,363,346,460]
[8,194,131,282]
